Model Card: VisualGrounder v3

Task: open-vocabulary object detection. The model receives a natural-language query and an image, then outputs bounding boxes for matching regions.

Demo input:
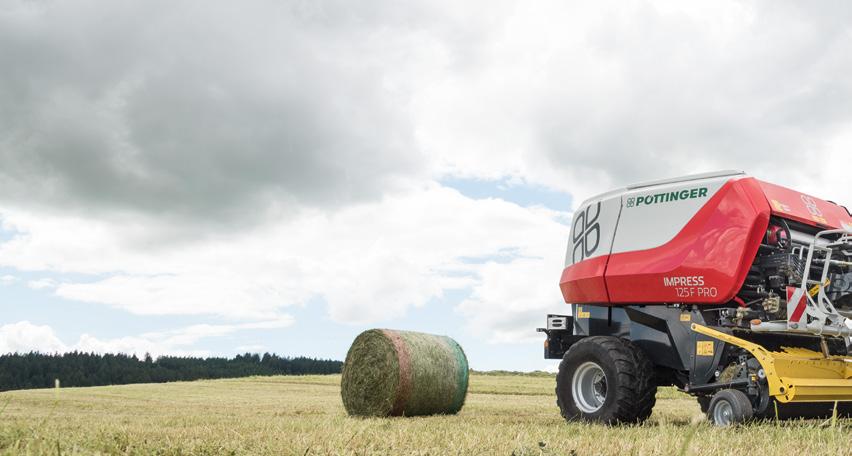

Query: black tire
[556,336,657,424]
[620,338,657,421]
[707,389,753,426]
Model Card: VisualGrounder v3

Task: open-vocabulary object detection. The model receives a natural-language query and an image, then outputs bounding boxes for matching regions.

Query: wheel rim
[713,400,734,426]
[572,361,607,413]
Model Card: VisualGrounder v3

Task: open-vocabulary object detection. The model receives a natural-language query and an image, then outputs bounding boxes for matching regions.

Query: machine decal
[575,306,590,319]
[679,313,691,322]
[759,180,852,229]
[770,199,792,213]
[786,286,807,323]
[626,186,708,208]
[801,195,829,224]
[571,201,601,263]
[696,341,714,356]
[663,276,705,286]
[664,275,718,298]
[808,279,829,297]
[566,192,622,268]
[611,177,729,255]
[674,287,718,298]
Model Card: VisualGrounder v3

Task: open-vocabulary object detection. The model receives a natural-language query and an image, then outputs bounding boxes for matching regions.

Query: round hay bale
[341,329,469,417]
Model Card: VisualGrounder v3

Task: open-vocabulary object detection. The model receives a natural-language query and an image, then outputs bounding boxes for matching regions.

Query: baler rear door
[559,191,623,303]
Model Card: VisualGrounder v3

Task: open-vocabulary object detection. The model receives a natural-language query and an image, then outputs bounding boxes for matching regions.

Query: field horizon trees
[0,351,342,392]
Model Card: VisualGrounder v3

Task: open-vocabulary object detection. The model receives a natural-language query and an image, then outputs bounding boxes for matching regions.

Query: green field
[1,373,849,455]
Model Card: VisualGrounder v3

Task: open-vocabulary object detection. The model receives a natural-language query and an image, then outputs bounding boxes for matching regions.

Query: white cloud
[0,321,67,354]
[458,256,568,344]
[0,319,293,357]
[0,274,17,286]
[138,319,294,348]
[412,0,852,206]
[27,278,57,290]
[72,334,201,359]
[0,185,569,335]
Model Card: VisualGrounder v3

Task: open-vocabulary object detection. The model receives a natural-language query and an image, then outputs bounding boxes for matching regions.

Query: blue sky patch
[440,177,572,212]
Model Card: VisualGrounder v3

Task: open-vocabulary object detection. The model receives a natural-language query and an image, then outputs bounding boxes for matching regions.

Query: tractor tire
[556,336,657,424]
[707,389,753,426]
[619,338,657,420]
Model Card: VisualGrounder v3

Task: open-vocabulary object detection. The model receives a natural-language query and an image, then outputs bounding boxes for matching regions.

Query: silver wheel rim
[572,361,607,413]
[713,400,734,426]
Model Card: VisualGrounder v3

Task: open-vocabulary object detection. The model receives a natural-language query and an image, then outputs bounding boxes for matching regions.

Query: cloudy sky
[3,0,852,370]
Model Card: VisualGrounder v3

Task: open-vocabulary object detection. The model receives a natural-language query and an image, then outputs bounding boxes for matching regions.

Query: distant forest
[0,352,343,392]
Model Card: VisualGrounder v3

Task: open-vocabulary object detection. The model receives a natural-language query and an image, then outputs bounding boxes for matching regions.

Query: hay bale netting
[341,329,469,417]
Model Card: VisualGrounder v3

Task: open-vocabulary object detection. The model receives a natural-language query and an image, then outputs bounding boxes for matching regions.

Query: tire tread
[707,389,753,425]
[556,336,657,424]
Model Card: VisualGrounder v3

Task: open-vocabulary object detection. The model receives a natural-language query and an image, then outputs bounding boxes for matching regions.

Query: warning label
[696,341,714,357]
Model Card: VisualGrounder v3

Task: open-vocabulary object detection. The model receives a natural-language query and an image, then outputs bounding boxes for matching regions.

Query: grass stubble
[0,374,848,455]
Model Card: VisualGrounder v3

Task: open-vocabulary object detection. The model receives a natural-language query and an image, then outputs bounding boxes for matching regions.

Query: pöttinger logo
[572,202,601,263]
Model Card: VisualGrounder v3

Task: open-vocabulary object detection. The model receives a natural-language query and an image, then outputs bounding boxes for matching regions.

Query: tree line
[0,351,342,392]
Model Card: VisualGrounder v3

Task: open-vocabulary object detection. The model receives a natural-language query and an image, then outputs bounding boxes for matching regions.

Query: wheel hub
[572,361,608,413]
[713,400,734,426]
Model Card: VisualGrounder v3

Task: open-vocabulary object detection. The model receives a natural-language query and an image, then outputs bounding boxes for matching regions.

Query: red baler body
[560,173,852,305]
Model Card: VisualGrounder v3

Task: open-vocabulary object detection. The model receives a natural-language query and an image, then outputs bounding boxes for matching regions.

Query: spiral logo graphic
[572,201,601,263]
[801,195,823,217]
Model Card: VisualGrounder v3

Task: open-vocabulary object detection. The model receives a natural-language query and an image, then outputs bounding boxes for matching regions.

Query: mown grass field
[0,373,849,455]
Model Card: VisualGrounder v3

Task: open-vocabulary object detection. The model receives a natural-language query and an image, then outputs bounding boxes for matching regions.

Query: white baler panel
[610,176,736,254]
[566,192,622,266]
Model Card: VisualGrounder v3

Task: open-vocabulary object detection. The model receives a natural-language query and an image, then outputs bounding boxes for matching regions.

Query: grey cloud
[0,0,450,225]
[5,0,852,226]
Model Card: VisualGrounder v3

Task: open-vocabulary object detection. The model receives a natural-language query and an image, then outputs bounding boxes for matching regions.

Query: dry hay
[340,329,468,417]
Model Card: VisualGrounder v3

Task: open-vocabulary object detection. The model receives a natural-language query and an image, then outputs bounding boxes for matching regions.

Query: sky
[3,0,852,371]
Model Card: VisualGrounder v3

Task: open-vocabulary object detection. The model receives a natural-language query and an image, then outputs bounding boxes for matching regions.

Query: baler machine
[540,170,852,425]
